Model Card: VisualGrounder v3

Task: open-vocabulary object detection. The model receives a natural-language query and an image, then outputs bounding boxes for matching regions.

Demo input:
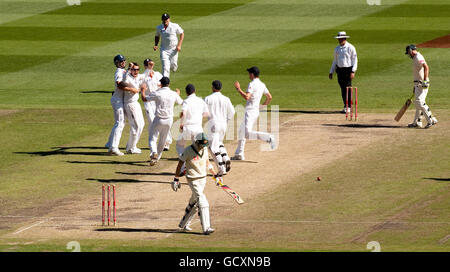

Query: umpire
[328,31,358,113]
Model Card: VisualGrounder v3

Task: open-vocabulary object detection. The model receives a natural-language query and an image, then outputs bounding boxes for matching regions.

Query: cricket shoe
[179,224,192,232]
[268,135,277,150]
[108,149,124,156]
[231,154,245,161]
[163,142,170,151]
[431,117,438,125]
[424,122,435,129]
[126,148,142,154]
[407,122,422,128]
[203,227,215,235]
[149,152,158,166]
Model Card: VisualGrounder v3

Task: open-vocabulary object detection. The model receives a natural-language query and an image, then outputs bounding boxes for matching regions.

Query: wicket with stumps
[346,86,358,121]
[102,184,116,226]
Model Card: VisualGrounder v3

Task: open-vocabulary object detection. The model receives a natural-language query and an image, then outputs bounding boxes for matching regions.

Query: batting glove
[171,177,181,192]
[422,80,429,88]
[214,174,223,186]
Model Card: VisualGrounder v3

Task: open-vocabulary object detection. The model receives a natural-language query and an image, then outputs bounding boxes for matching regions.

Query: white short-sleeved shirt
[329,41,358,73]
[180,145,209,179]
[143,69,163,95]
[156,22,184,51]
[182,94,209,126]
[146,87,183,119]
[123,73,145,104]
[204,92,235,123]
[246,78,269,111]
[112,68,126,101]
[413,52,427,81]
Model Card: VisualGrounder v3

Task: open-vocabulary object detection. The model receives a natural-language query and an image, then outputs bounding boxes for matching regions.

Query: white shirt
[204,92,235,123]
[330,41,358,73]
[182,94,209,126]
[112,68,126,101]
[156,22,184,50]
[146,87,183,119]
[123,73,145,104]
[413,52,427,81]
[143,69,163,95]
[246,78,269,111]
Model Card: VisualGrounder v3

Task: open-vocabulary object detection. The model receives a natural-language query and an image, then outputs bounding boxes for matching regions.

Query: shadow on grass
[265,109,343,114]
[16,146,151,157]
[67,160,149,166]
[87,178,180,185]
[95,228,203,235]
[322,123,404,129]
[116,171,174,176]
[81,90,113,94]
[423,177,450,182]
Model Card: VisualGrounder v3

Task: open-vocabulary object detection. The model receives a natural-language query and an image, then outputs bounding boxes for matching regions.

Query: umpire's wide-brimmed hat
[334,31,350,39]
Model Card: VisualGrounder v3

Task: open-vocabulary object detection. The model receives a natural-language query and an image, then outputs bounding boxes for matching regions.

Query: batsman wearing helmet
[172,133,221,235]
[405,44,438,128]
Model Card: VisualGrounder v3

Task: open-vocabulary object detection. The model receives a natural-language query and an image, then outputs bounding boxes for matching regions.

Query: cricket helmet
[195,133,209,147]
[405,44,417,54]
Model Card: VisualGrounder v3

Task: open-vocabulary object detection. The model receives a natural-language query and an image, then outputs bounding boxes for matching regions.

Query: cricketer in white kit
[144,76,183,165]
[106,55,140,156]
[123,62,146,154]
[176,84,210,159]
[141,58,172,151]
[204,80,235,175]
[153,13,184,78]
[233,66,276,161]
[405,44,438,129]
[172,133,221,235]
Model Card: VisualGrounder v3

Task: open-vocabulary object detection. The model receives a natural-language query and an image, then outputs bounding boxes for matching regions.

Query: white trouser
[149,116,173,160]
[144,101,172,148]
[106,97,125,151]
[125,101,145,152]
[207,121,230,174]
[160,48,179,78]
[176,125,203,157]
[186,177,210,232]
[235,109,271,156]
[412,84,433,124]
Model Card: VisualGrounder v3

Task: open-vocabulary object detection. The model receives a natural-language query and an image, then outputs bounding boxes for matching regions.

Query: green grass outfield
[0,0,449,251]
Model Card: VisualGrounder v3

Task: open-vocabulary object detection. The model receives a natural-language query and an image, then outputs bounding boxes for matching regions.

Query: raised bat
[212,176,244,205]
[394,94,414,122]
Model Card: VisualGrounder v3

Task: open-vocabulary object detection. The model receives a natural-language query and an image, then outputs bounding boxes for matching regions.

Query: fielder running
[153,13,184,78]
[141,58,172,151]
[172,133,221,235]
[143,77,183,166]
[405,44,438,129]
[123,62,146,154]
[232,66,276,161]
[105,55,139,156]
[204,80,235,175]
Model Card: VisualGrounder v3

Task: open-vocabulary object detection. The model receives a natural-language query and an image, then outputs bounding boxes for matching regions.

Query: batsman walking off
[232,66,276,161]
[172,133,220,235]
[405,44,438,129]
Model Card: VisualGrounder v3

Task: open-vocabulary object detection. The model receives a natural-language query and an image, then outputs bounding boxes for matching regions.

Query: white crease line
[13,219,49,235]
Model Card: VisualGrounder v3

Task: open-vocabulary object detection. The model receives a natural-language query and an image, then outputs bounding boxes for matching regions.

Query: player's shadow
[67,160,149,167]
[116,171,174,176]
[322,123,403,129]
[423,177,450,182]
[262,109,343,114]
[86,178,181,185]
[15,146,109,156]
[95,228,204,235]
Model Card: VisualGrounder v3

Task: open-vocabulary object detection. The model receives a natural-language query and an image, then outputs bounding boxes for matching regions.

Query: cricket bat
[212,176,244,205]
[394,95,414,122]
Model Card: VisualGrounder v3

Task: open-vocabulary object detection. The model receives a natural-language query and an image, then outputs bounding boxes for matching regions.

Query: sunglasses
[131,68,140,71]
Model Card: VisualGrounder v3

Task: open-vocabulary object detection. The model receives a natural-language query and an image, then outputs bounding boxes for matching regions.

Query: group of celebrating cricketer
[104,13,276,235]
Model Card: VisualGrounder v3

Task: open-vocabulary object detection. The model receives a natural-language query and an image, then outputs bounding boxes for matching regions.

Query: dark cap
[113,54,126,63]
[143,58,153,66]
[212,80,222,90]
[162,13,170,21]
[185,84,196,95]
[160,76,170,86]
[247,66,260,77]
[405,44,417,54]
